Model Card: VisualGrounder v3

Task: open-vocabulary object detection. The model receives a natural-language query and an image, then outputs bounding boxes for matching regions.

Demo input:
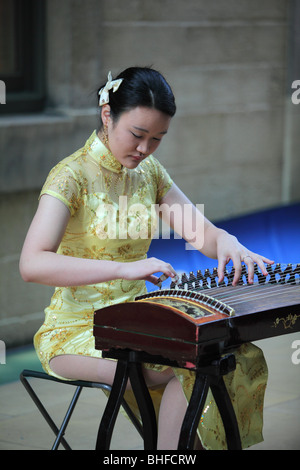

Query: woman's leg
[155,376,188,449]
[49,354,174,388]
[50,354,119,384]
[49,354,198,449]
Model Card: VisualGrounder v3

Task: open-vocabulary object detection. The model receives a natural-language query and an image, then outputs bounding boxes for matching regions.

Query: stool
[20,369,143,450]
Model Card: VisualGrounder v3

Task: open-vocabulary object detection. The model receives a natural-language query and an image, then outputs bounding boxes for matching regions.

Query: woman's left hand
[216,231,274,286]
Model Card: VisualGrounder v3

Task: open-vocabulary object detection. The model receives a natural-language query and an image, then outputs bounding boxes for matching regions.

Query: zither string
[209,283,300,307]
[185,263,300,306]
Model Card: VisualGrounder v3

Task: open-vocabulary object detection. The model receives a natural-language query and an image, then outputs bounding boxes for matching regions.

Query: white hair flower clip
[98,71,123,106]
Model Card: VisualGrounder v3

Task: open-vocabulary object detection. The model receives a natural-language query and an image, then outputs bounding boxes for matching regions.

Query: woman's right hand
[119,257,178,286]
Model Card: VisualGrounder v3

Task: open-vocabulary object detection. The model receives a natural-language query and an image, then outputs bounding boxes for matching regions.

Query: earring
[102,125,110,149]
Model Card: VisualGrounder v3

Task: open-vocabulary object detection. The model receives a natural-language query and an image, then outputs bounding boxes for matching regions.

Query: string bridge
[136,289,235,319]
[168,263,300,292]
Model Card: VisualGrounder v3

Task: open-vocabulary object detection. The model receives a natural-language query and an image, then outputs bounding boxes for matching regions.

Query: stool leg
[129,358,157,450]
[177,371,210,450]
[95,359,129,450]
[52,386,82,450]
[20,373,72,450]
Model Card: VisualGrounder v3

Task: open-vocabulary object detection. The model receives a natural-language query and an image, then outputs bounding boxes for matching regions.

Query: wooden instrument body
[93,264,300,369]
[94,299,231,369]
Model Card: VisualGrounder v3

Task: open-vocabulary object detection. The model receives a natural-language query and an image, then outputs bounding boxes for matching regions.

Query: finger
[259,256,274,273]
[249,254,274,276]
[262,256,274,265]
[148,271,179,288]
[217,256,228,284]
[147,259,178,282]
[243,257,255,283]
[231,255,243,286]
[157,272,179,286]
[146,274,160,286]
[158,273,179,284]
[156,273,167,288]
[162,264,178,281]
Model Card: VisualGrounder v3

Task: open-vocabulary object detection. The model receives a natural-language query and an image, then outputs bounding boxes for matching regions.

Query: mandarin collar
[86,130,123,173]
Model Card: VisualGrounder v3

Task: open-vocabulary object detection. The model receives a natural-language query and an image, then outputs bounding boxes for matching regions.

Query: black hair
[97,67,176,128]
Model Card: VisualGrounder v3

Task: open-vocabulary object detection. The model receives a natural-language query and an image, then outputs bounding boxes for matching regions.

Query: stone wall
[0,0,299,348]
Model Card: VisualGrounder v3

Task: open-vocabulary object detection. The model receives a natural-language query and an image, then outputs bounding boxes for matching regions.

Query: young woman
[20,67,273,450]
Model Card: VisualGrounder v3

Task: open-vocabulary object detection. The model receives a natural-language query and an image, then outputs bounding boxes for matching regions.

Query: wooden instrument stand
[95,348,242,450]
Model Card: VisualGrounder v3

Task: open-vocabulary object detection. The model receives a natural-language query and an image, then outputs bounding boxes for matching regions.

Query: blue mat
[146,203,300,288]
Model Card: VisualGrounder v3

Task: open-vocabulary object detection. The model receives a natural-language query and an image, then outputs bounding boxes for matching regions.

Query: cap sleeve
[39,162,81,216]
[150,157,173,202]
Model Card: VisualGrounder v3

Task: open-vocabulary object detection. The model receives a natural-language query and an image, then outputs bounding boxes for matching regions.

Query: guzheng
[93,263,300,369]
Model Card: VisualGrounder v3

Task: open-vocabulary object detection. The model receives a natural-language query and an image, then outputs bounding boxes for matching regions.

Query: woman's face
[100,106,171,169]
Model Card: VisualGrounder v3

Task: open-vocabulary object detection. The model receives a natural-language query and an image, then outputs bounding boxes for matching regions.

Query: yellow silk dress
[34,130,268,450]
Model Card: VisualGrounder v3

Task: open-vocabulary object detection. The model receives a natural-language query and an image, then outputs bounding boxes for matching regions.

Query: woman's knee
[142,366,175,388]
